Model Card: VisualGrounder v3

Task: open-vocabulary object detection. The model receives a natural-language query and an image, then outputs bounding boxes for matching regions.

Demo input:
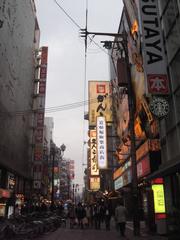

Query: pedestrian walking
[115,200,127,237]
[104,203,112,231]
[68,204,76,229]
[75,203,86,229]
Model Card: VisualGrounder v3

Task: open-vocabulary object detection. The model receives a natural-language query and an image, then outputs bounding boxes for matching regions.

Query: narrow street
[35,220,168,240]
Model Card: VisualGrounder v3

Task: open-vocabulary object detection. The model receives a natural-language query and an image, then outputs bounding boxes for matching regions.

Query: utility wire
[0,96,112,116]
[53,0,81,29]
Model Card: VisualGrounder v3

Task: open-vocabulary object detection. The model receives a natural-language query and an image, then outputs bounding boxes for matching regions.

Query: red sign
[41,47,48,65]
[39,81,46,94]
[40,66,47,79]
[35,128,43,143]
[37,112,44,127]
[147,74,169,94]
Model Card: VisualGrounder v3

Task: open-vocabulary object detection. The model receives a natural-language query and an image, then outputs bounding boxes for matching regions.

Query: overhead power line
[0,97,111,116]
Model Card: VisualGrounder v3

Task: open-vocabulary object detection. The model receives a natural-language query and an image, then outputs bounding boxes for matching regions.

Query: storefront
[0,188,11,217]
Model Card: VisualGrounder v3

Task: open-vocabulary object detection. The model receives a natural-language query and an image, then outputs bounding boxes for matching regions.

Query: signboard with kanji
[97,116,107,169]
[89,81,112,126]
[90,130,99,176]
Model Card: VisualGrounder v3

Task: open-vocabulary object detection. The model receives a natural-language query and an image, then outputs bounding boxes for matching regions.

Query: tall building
[0,0,49,216]
[110,0,180,237]
[0,0,41,216]
[150,0,180,236]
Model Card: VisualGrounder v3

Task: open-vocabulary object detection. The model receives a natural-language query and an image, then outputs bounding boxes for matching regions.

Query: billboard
[88,81,112,126]
[97,116,107,169]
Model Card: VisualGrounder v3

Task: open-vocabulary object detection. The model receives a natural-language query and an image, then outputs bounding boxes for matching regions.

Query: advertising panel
[90,130,99,176]
[139,0,169,95]
[89,81,112,126]
[96,117,107,169]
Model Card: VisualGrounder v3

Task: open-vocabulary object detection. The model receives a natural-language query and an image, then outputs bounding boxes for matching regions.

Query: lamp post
[80,29,140,235]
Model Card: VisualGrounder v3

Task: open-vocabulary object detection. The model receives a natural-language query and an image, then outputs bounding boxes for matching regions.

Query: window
[169,51,180,91]
[166,17,180,63]
[174,87,180,122]
[159,0,169,15]
[162,0,179,36]
[167,128,180,161]
[165,97,176,131]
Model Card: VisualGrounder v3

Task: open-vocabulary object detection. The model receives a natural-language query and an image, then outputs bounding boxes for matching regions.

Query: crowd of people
[67,201,113,230]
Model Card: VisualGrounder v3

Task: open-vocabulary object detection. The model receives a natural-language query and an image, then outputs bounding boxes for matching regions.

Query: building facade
[0,0,40,216]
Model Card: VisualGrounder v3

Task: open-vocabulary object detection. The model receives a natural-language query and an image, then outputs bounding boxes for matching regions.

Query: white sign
[97,116,107,169]
[139,0,169,95]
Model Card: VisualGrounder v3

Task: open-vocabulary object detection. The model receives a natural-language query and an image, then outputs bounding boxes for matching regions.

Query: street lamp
[80,29,140,235]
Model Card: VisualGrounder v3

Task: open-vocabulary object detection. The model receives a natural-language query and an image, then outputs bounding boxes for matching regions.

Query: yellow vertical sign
[152,184,166,213]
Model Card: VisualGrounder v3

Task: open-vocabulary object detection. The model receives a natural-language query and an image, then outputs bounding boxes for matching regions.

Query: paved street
[36,220,168,240]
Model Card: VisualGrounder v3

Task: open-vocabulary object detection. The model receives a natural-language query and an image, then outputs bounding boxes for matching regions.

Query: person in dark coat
[75,203,86,229]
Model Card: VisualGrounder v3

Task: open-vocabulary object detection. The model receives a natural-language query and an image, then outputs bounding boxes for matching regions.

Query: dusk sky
[35,0,123,188]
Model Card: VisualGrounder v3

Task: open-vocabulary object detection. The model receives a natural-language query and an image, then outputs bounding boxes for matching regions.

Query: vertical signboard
[90,130,99,176]
[97,116,107,169]
[139,0,169,95]
[34,46,48,189]
[152,184,166,214]
[88,81,112,126]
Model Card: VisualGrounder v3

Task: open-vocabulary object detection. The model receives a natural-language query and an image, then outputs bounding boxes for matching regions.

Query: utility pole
[80,29,140,235]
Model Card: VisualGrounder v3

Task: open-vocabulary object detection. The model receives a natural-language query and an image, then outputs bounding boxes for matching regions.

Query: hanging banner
[97,116,107,169]
[90,130,99,176]
[139,0,169,95]
[89,81,112,126]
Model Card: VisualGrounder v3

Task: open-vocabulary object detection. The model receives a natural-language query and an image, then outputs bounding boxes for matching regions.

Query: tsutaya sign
[139,0,169,95]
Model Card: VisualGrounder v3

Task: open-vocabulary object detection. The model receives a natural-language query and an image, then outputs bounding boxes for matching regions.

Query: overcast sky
[35,0,123,187]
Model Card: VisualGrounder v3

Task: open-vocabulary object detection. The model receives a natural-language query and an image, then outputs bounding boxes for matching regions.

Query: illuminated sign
[97,117,107,169]
[90,177,100,191]
[152,184,166,213]
[89,81,112,126]
[90,130,99,176]
[139,0,169,95]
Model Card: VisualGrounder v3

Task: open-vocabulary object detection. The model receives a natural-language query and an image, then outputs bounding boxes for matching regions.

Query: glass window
[174,88,180,122]
[162,0,179,36]
[166,17,180,63]
[165,97,176,131]
[170,51,180,91]
[167,128,180,161]
[159,0,169,15]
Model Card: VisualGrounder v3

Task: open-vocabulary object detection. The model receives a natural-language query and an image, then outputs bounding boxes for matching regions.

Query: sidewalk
[111,219,168,240]
[113,220,168,240]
